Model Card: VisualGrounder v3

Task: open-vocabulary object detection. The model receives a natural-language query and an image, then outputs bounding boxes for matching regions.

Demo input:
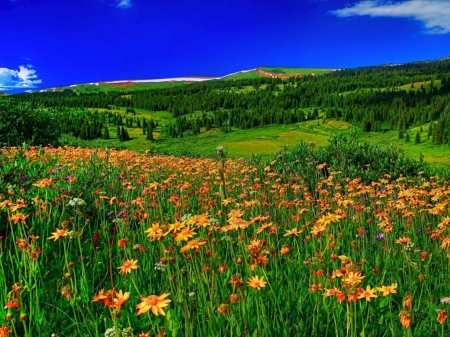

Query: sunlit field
[1,146,450,336]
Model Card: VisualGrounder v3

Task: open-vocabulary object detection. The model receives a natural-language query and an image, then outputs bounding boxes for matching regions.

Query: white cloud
[116,0,132,9]
[0,65,41,91]
[330,0,450,34]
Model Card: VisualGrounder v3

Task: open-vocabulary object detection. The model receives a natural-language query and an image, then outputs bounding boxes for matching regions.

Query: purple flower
[107,211,114,217]
[55,166,63,172]
[416,228,421,233]
[20,176,27,184]
[375,233,385,241]
[63,174,74,181]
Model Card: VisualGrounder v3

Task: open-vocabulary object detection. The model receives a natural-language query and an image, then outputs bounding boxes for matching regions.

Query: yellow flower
[136,293,171,316]
[47,228,73,241]
[247,275,267,290]
[342,271,365,286]
[357,285,378,302]
[377,283,398,297]
[283,228,301,236]
[175,228,196,242]
[114,290,130,310]
[117,259,139,275]
[180,239,207,253]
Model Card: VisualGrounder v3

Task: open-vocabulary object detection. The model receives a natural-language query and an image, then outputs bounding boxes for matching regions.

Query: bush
[268,133,442,190]
[0,98,60,145]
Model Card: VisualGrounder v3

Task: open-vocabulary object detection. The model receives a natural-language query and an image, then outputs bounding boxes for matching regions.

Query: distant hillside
[7,56,450,168]
[26,67,333,94]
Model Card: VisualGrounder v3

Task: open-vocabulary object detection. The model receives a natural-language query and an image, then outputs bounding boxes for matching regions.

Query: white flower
[154,262,166,271]
[68,198,86,207]
[104,328,115,337]
[181,213,193,222]
[209,218,219,225]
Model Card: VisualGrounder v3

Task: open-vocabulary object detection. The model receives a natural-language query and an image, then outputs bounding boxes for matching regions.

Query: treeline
[11,58,450,141]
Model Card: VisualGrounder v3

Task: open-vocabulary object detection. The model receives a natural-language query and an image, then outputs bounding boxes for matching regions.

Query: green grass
[49,81,188,95]
[260,67,332,75]
[62,106,450,169]
[220,70,262,80]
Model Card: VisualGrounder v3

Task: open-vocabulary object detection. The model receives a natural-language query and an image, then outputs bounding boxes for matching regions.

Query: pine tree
[428,123,433,140]
[415,131,420,144]
[147,123,154,142]
[117,126,121,141]
[405,132,410,143]
[434,120,444,145]
[103,126,110,140]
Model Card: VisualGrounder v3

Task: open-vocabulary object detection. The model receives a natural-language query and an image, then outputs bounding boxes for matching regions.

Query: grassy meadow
[1,145,450,336]
[63,105,450,170]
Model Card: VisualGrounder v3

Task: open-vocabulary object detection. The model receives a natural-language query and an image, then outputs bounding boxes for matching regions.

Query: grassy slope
[75,96,450,169]
[44,81,188,94]
[220,70,262,80]
[156,119,450,169]
[220,67,333,80]
[60,75,450,169]
[260,67,332,75]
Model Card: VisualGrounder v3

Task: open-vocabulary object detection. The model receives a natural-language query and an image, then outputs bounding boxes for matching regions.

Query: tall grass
[0,144,450,336]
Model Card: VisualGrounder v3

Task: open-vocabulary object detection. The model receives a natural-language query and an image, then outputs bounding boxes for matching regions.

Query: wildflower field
[1,145,450,337]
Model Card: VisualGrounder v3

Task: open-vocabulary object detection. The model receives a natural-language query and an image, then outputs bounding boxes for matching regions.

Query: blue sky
[1,0,450,92]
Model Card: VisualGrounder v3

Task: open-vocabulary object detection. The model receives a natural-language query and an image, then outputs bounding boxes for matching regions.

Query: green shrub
[0,98,60,145]
[268,133,444,190]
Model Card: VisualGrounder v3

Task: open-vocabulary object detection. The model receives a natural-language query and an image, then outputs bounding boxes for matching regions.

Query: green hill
[7,57,450,169]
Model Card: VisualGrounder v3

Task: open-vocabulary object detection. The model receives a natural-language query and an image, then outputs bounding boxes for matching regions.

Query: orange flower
[118,238,127,248]
[117,259,139,275]
[217,303,228,314]
[60,284,71,301]
[247,275,267,290]
[0,200,12,209]
[144,223,163,241]
[322,287,339,297]
[92,289,110,303]
[280,245,290,255]
[136,293,171,316]
[47,228,73,241]
[357,285,378,302]
[180,239,207,253]
[283,228,301,236]
[342,271,365,286]
[438,309,447,324]
[403,293,412,309]
[113,290,130,310]
[33,178,52,188]
[221,198,234,206]
[441,237,450,250]
[166,220,186,234]
[310,284,323,293]
[377,283,398,297]
[399,310,412,328]
[229,294,239,303]
[0,324,11,337]
[7,213,28,225]
[395,236,411,245]
[175,228,196,242]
